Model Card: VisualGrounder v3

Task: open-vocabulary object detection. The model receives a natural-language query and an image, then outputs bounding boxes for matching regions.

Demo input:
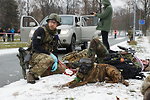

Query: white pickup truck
[20,14,98,52]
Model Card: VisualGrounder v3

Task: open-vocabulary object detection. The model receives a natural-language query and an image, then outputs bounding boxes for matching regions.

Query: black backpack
[17,47,31,79]
[103,48,145,79]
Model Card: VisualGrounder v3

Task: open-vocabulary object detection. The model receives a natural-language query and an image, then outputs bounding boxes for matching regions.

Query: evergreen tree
[0,0,19,29]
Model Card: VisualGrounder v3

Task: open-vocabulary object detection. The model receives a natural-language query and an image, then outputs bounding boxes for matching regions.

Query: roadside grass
[0,35,29,49]
[128,40,137,45]
[0,42,29,49]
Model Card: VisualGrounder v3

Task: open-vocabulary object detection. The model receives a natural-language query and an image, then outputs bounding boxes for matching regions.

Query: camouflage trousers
[29,53,65,77]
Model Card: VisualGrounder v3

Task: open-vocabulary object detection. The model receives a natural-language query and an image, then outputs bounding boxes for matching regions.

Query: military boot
[26,71,36,84]
[34,74,39,80]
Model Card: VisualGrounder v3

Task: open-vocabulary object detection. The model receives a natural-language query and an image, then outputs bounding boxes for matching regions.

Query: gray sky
[111,0,126,9]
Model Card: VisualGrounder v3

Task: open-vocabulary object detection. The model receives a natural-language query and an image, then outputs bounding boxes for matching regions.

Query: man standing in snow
[27,13,65,84]
[93,0,113,51]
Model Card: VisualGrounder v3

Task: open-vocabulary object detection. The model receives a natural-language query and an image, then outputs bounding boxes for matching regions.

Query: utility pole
[133,0,136,40]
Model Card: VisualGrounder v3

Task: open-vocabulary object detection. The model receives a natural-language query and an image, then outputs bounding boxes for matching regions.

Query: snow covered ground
[0,36,150,100]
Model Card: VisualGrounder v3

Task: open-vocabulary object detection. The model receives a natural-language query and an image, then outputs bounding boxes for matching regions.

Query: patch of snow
[0,36,150,100]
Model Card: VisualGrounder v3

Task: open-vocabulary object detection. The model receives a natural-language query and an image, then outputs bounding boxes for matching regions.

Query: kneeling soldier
[27,13,65,84]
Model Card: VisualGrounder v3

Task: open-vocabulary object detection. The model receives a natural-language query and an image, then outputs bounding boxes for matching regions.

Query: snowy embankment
[0,36,150,100]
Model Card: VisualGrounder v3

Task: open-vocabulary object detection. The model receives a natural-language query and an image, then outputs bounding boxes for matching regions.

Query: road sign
[139,20,145,24]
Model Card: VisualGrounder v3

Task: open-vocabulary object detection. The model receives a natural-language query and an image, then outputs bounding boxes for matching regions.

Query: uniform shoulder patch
[37,36,41,39]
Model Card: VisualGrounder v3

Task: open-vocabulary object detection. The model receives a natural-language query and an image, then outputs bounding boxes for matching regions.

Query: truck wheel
[66,36,76,52]
[81,42,88,50]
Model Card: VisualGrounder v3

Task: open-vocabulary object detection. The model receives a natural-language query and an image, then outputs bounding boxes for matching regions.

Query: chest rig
[41,26,56,53]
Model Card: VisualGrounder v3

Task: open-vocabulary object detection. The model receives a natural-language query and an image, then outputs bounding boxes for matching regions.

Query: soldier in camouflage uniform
[127,27,133,42]
[27,13,65,84]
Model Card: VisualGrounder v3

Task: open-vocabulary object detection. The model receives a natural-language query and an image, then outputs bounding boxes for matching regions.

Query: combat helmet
[46,13,61,25]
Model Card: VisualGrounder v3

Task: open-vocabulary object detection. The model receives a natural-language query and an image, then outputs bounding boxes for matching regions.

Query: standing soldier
[127,27,133,42]
[27,13,65,84]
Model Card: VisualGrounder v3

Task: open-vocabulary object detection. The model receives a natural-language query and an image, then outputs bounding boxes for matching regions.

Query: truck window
[75,17,80,26]
[22,17,37,27]
[61,16,73,25]
[84,16,98,26]
[81,17,87,26]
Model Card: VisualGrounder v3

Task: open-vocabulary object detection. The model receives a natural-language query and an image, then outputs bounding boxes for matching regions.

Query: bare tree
[92,0,102,13]
[82,0,88,14]
[112,0,143,32]
[73,0,82,14]
[16,0,26,18]
[140,0,150,35]
[82,0,101,14]
[30,0,63,21]
[66,0,75,14]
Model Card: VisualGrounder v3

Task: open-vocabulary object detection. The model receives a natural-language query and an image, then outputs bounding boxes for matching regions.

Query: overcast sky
[110,0,126,9]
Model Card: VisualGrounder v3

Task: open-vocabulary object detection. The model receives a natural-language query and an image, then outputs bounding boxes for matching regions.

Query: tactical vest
[41,26,56,53]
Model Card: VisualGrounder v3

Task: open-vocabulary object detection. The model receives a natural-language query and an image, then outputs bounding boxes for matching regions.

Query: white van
[20,14,98,52]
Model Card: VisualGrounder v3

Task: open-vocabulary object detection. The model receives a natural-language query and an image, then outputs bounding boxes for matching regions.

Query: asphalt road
[0,35,128,87]
[0,53,22,87]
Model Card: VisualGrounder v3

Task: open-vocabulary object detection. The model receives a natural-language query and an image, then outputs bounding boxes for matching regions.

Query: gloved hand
[50,53,58,72]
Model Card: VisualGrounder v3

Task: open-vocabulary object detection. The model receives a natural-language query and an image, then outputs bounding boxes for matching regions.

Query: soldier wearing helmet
[46,13,61,26]
[26,13,65,84]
